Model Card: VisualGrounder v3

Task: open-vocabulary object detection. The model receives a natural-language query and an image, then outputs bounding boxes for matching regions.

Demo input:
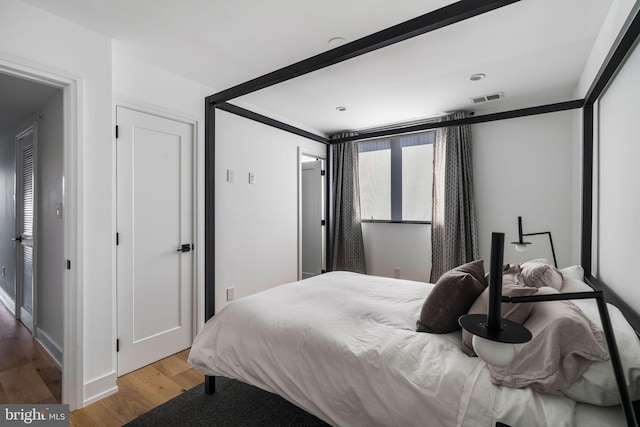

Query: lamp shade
[472,335,515,367]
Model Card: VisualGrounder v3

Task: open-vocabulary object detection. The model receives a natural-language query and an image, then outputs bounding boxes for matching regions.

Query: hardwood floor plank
[0,363,54,403]
[151,352,191,378]
[71,351,204,424]
[171,367,205,391]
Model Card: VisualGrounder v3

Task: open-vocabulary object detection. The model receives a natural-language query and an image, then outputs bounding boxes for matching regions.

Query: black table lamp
[459,232,638,427]
[510,216,557,268]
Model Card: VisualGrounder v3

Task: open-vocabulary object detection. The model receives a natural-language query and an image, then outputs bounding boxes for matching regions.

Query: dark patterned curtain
[331,134,367,274]
[430,112,479,282]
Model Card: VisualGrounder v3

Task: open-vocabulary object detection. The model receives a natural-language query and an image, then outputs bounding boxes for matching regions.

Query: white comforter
[188,272,580,427]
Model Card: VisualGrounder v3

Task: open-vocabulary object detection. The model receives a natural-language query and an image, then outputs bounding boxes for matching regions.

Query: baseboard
[83,371,118,407]
[0,287,15,315]
[35,327,62,368]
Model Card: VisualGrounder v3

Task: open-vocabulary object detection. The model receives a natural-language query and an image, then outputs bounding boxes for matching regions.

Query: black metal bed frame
[202,2,640,418]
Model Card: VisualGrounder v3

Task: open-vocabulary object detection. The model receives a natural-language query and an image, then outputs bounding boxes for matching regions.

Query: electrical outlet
[226,169,235,183]
[248,172,255,184]
[226,287,235,301]
[393,268,400,279]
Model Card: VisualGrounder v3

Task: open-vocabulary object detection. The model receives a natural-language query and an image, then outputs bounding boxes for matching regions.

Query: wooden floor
[0,300,61,404]
[0,302,204,426]
[70,349,204,426]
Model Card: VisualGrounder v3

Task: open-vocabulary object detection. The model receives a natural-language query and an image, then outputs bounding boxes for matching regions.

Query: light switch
[227,169,235,183]
[248,172,255,184]
[56,203,63,218]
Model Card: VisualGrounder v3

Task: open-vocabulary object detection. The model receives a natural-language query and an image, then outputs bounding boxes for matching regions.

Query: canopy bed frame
[202,0,640,421]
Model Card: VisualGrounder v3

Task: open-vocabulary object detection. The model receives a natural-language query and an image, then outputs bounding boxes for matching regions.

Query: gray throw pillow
[416,260,486,333]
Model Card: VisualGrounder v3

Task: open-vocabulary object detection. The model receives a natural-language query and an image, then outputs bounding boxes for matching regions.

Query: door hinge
[321,220,326,226]
[116,232,119,246]
[321,170,326,176]
[115,125,119,139]
[116,339,120,352]
[66,260,71,270]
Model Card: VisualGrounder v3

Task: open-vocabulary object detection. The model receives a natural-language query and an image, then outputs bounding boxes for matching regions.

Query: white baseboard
[35,327,62,368]
[0,287,15,315]
[83,371,118,407]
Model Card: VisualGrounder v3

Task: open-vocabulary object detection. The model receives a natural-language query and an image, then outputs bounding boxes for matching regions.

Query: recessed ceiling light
[336,106,347,112]
[328,37,346,48]
[470,73,486,81]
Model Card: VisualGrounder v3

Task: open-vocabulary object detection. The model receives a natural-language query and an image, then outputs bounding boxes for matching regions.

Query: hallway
[0,300,61,403]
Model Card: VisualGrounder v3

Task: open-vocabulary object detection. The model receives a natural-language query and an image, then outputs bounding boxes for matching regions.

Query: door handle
[176,244,192,253]
[12,236,23,242]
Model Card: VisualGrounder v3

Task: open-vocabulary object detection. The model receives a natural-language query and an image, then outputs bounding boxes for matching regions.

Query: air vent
[470,92,504,104]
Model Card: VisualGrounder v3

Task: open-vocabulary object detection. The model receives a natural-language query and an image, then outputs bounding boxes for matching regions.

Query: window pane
[402,143,433,221]
[358,149,391,220]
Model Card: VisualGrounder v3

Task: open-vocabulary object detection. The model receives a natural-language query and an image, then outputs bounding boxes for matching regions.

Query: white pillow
[559,264,585,281]
[559,283,640,405]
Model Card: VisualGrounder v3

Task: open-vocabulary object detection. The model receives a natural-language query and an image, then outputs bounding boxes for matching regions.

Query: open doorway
[299,150,326,280]
[0,71,64,403]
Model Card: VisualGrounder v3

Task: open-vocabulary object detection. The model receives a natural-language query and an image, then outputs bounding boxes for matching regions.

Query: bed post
[204,99,217,394]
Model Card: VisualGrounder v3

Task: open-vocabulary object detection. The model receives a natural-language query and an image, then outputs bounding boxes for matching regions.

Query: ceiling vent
[470,92,504,104]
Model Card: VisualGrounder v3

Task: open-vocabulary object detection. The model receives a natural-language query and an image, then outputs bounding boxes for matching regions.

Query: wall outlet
[248,172,255,184]
[226,169,235,183]
[393,268,400,279]
[226,287,235,301]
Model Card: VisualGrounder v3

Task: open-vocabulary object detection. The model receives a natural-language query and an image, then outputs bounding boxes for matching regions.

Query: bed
[188,268,640,427]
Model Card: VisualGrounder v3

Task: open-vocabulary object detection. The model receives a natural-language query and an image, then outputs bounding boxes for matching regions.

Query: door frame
[113,100,200,364]
[297,147,326,280]
[14,123,38,334]
[0,57,82,409]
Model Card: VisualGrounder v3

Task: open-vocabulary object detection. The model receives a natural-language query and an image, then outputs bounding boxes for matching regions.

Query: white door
[15,125,37,334]
[116,107,194,376]
[301,160,323,279]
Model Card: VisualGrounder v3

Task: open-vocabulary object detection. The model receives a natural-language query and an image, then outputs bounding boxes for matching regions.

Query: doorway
[299,151,326,280]
[0,71,65,404]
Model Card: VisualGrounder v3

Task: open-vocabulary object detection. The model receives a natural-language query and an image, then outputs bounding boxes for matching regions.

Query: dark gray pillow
[416,260,486,333]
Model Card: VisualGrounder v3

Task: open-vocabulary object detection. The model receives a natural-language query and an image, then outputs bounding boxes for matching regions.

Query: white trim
[35,327,63,368]
[0,55,83,411]
[0,287,15,316]
[82,371,117,406]
[297,147,327,280]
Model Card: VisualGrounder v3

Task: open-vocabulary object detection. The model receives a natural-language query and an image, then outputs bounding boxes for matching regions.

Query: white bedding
[188,272,612,427]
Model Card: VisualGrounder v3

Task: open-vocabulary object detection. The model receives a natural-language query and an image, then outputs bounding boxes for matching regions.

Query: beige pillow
[416,260,486,334]
[520,259,563,290]
[461,266,537,356]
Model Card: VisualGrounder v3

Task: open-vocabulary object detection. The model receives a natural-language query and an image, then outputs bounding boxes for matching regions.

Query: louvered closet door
[16,126,36,333]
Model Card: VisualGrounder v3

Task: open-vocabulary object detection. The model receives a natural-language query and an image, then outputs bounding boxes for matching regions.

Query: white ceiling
[0,73,60,134]
[18,0,617,135]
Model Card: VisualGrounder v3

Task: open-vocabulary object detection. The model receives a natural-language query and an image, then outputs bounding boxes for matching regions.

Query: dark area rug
[125,377,331,426]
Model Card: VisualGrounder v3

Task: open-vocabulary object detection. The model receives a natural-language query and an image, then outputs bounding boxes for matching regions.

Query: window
[358,132,434,222]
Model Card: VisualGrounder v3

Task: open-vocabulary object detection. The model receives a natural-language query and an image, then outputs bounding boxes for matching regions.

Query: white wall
[472,111,574,268]
[362,223,430,282]
[597,39,640,315]
[36,90,64,361]
[574,0,637,98]
[216,110,327,313]
[0,0,112,408]
[112,49,212,334]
